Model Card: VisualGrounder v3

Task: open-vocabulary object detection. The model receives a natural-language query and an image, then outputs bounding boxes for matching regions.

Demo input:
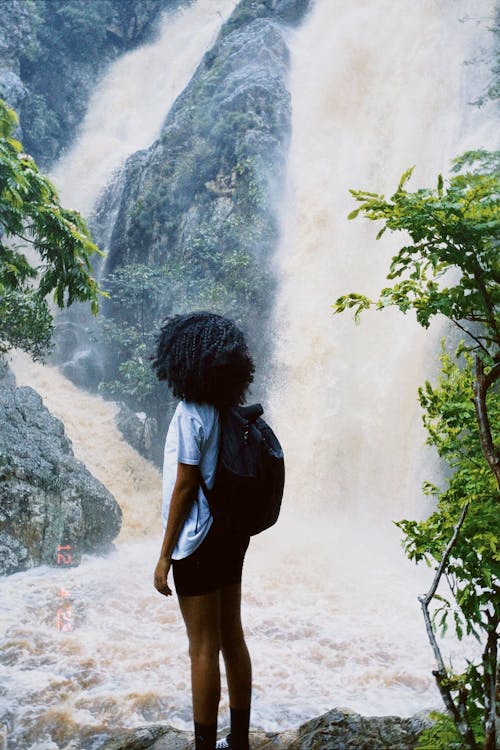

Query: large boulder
[0,375,122,575]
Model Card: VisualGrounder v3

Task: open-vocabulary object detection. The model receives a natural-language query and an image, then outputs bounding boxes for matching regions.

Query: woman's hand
[154,556,172,596]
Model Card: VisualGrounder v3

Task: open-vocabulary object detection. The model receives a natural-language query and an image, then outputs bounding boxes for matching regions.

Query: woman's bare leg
[220,583,252,708]
[220,583,251,749]
[178,591,221,726]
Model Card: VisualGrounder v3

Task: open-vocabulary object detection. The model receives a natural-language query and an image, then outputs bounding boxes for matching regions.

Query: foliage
[0,99,102,359]
[333,150,499,750]
[335,150,499,359]
[416,712,484,750]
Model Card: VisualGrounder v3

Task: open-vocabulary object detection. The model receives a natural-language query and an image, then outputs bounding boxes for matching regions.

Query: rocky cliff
[0,364,122,575]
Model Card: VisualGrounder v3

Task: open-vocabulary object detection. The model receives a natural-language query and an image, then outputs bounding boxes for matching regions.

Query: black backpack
[199,403,284,536]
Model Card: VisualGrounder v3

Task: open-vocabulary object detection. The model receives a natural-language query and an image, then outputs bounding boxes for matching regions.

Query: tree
[0,99,102,359]
[334,150,499,750]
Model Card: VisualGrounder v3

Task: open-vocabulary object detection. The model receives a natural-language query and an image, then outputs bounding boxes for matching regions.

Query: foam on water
[1,518,457,748]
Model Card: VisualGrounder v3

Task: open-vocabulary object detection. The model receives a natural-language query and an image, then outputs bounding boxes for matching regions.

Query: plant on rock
[334,150,499,750]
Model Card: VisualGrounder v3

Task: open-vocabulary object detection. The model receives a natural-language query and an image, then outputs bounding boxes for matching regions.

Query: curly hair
[151,311,255,406]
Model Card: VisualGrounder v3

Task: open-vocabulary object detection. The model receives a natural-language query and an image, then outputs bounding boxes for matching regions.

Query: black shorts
[172,520,250,597]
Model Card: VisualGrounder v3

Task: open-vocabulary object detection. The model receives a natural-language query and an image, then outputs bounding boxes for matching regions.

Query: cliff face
[0,367,122,575]
[0,0,188,167]
[90,0,310,412]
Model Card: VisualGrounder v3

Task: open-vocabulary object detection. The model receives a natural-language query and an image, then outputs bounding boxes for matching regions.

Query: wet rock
[0,71,27,113]
[87,709,433,749]
[287,708,434,749]
[90,724,185,750]
[115,402,157,461]
[0,380,122,575]
[0,0,36,129]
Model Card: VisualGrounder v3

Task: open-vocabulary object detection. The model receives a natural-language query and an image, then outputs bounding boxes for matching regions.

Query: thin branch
[452,319,492,358]
[418,502,478,750]
[472,261,500,344]
[420,502,470,608]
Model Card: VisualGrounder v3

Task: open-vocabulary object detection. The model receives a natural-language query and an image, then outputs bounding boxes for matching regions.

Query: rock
[115,402,158,460]
[87,724,185,750]
[0,71,27,113]
[222,0,310,33]
[80,708,433,750]
[0,0,36,130]
[287,708,433,749]
[0,380,122,575]
[0,359,15,389]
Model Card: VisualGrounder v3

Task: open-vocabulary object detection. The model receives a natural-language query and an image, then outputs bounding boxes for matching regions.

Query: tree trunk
[472,358,500,491]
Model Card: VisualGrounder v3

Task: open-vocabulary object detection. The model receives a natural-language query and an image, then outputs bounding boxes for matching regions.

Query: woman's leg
[178,591,221,748]
[220,583,252,750]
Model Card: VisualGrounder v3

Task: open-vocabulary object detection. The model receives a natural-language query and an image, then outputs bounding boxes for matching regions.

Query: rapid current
[2,1,497,748]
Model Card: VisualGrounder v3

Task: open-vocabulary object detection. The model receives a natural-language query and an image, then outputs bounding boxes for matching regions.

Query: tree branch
[452,319,492,358]
[418,502,478,750]
[472,358,500,491]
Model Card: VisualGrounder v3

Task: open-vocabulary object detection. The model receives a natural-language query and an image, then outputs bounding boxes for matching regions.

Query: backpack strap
[198,403,264,504]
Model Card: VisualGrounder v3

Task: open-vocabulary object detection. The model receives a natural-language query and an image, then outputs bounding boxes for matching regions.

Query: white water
[1,1,498,748]
[270,0,498,522]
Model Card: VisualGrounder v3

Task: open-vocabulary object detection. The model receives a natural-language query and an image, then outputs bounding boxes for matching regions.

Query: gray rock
[0,0,37,75]
[0,360,15,389]
[288,708,433,750]
[115,402,157,460]
[80,708,434,749]
[0,71,27,112]
[0,381,122,575]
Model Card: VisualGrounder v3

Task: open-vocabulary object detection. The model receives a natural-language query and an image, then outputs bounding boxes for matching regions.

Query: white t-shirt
[161,400,220,560]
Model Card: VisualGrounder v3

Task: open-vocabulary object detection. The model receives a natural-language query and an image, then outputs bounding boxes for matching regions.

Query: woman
[152,311,254,750]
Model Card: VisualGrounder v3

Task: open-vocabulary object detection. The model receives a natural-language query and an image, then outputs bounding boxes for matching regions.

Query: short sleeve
[176,407,204,465]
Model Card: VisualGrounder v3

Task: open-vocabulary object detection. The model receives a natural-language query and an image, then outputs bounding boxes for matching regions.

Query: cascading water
[1,1,497,748]
[270,0,497,522]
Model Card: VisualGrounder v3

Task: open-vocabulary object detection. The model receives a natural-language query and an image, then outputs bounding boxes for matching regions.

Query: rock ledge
[88,708,434,750]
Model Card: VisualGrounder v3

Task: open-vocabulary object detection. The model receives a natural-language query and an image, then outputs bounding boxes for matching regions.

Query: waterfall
[270,0,497,522]
[2,1,497,748]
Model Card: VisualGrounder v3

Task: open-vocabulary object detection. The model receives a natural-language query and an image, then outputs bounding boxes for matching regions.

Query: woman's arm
[154,462,200,597]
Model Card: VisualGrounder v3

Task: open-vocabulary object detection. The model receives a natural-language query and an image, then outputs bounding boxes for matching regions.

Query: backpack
[199,403,284,536]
